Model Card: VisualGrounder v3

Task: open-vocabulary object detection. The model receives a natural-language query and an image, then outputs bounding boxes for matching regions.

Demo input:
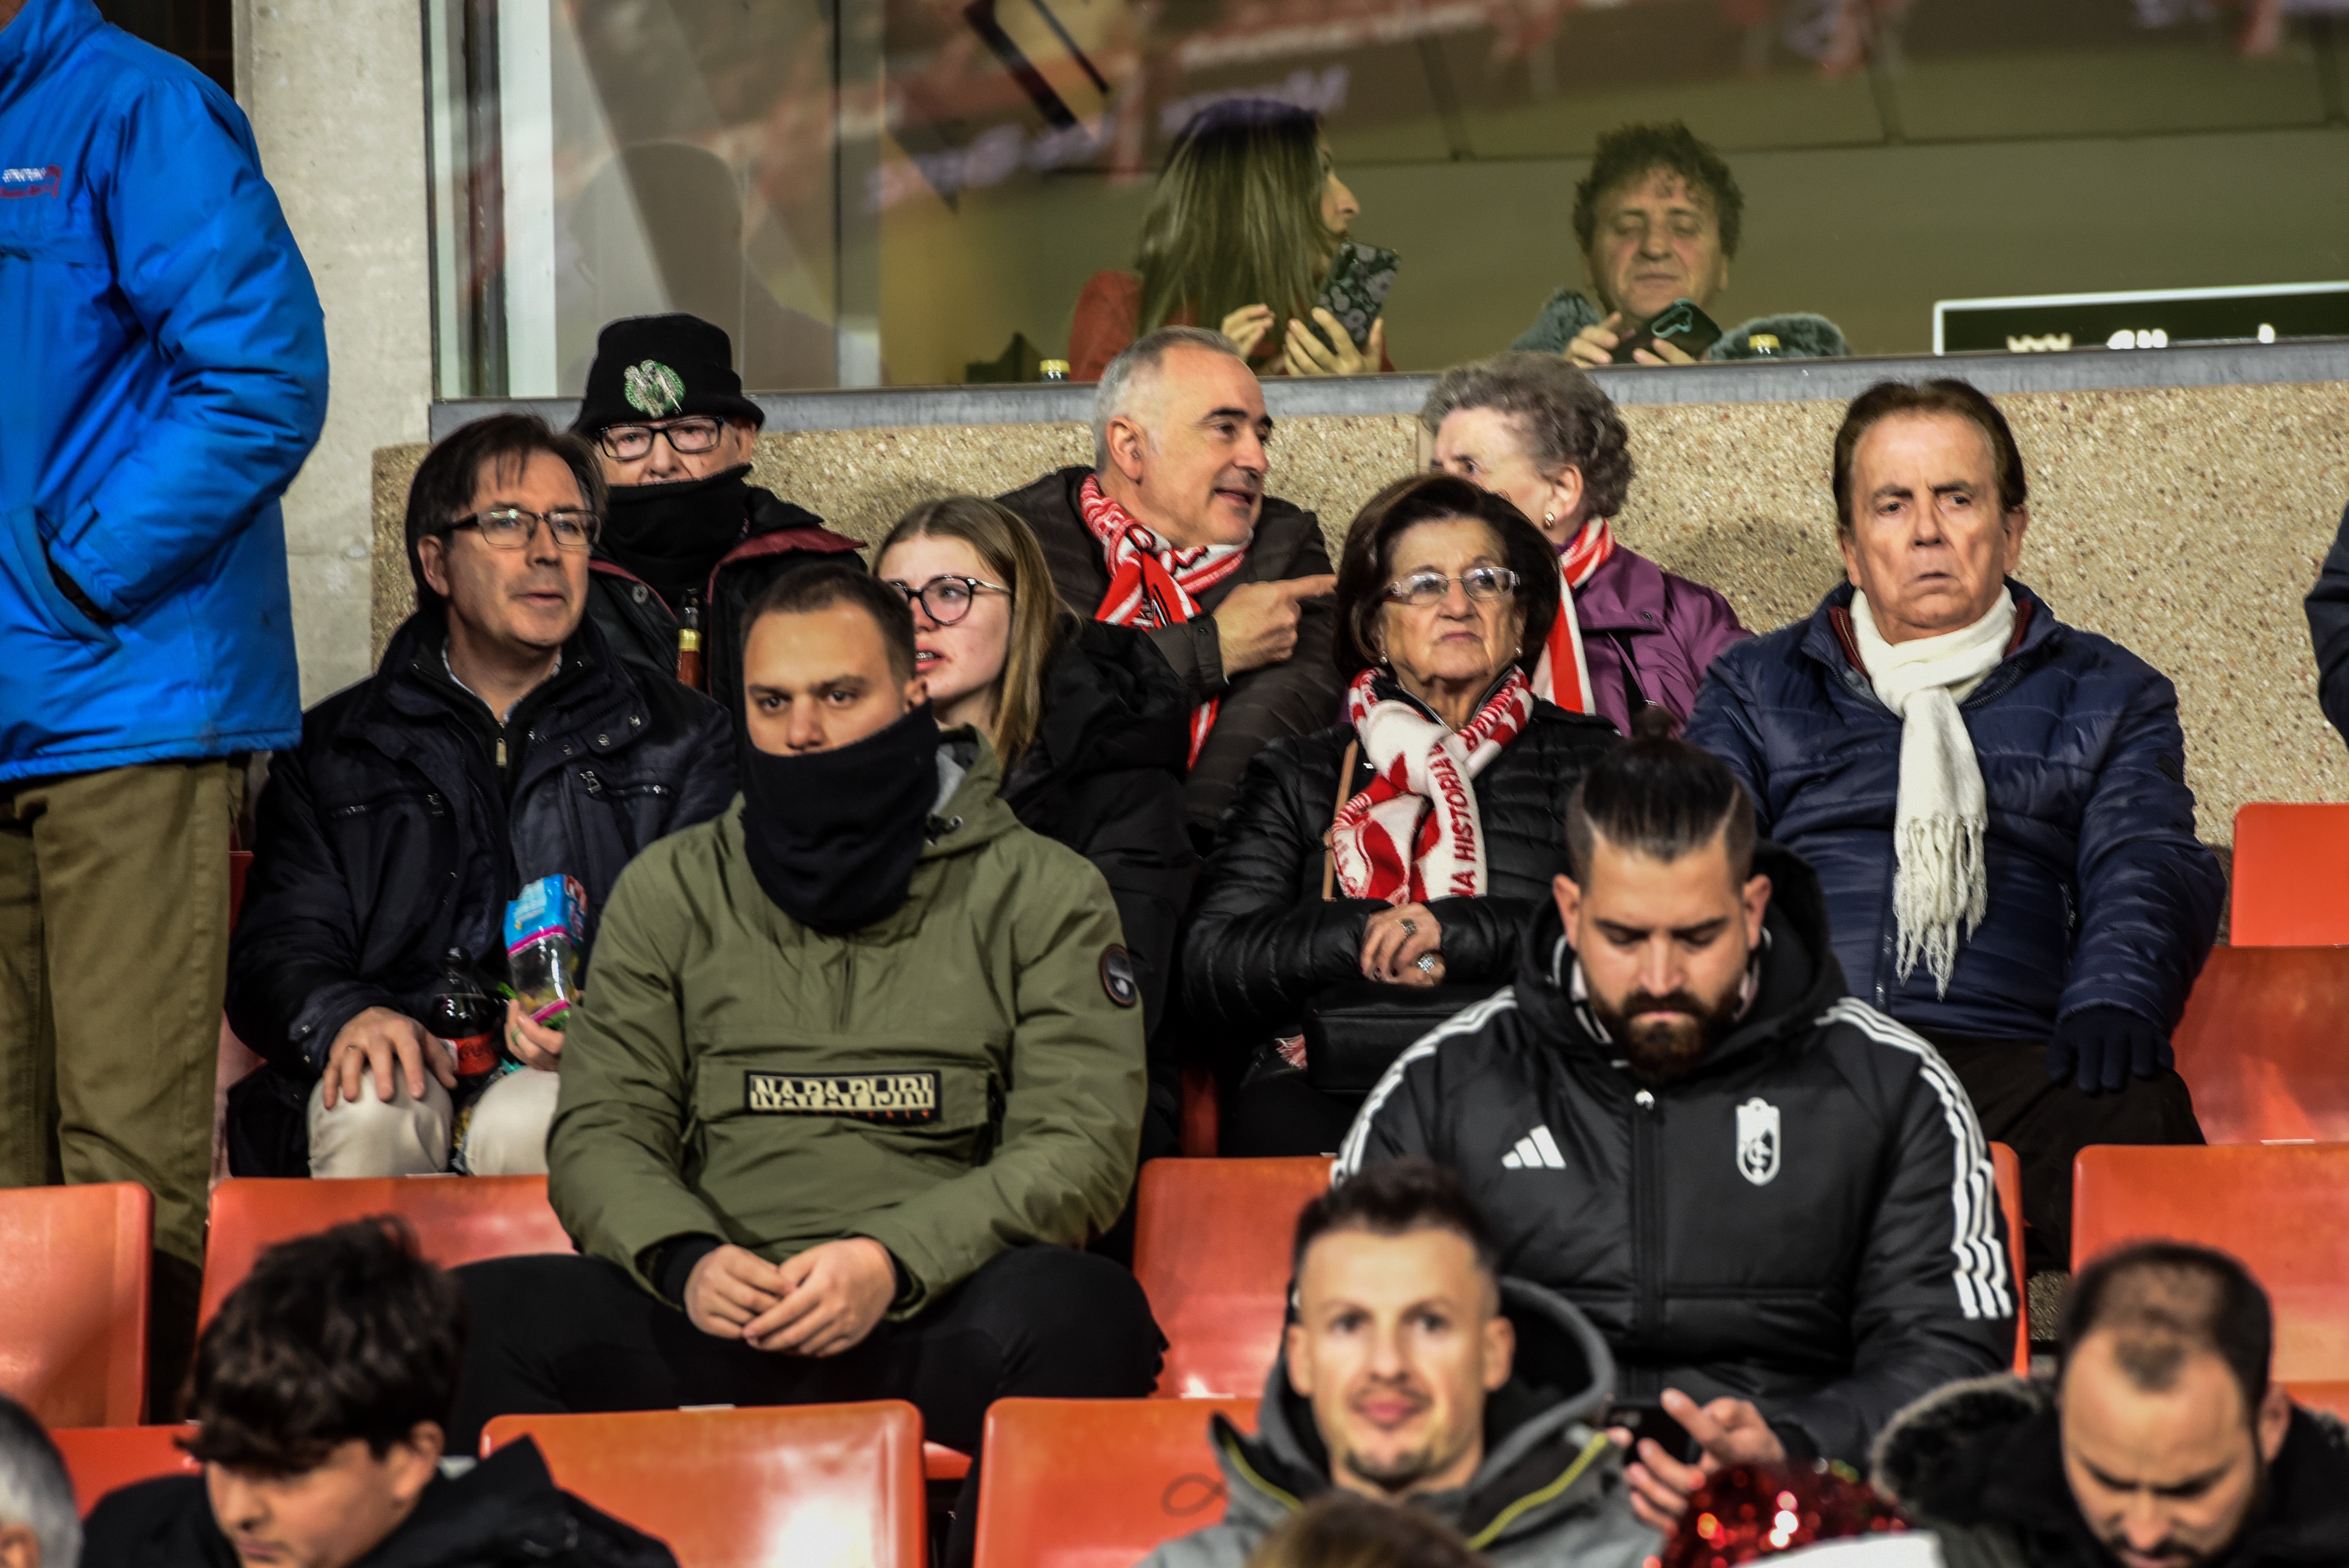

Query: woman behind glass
[1181,473,1619,1157]
[1425,352,1747,737]
[1068,98,1393,382]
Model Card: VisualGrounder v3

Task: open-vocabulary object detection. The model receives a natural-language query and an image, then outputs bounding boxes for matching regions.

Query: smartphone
[1612,298,1722,365]
[1310,242,1401,352]
[1611,1402,1703,1466]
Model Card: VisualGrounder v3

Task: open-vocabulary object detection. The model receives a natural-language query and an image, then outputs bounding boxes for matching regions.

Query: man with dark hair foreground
[226,414,737,1179]
[1685,379,2223,1271]
[452,563,1160,1568]
[0,1395,78,1568]
[1339,739,2012,1517]
[1876,1242,2349,1567]
[1139,1159,1652,1568]
[84,1218,675,1568]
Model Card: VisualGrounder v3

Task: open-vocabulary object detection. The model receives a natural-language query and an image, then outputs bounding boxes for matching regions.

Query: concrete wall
[236,0,433,703]
[376,371,2349,844]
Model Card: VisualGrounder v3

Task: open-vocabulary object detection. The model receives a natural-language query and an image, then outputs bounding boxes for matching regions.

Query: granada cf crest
[622,359,686,416]
[1735,1097,1781,1186]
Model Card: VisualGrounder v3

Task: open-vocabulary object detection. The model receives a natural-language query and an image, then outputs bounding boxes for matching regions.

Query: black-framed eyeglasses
[887,574,1010,625]
[1383,566,1519,607]
[445,506,602,553]
[596,417,724,461]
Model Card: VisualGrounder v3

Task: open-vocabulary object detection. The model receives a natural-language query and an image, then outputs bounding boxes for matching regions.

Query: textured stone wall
[374,380,2349,841]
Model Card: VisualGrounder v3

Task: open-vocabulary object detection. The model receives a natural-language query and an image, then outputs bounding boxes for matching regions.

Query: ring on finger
[1399,917,1418,936]
[1416,953,1438,975]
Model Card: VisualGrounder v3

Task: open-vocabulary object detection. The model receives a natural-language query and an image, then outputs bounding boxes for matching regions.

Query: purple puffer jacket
[1572,545,1750,737]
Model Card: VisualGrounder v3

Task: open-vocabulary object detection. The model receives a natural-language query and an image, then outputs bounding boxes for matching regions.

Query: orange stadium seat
[1133,1156,1332,1398]
[1989,1142,2030,1372]
[482,1402,926,1568]
[2287,1381,2349,1420]
[2169,946,2349,1145]
[2073,1144,2349,1382]
[52,1424,200,1515]
[2229,804,2349,946]
[200,1175,571,1326]
[0,1183,151,1428]
[973,1397,1258,1568]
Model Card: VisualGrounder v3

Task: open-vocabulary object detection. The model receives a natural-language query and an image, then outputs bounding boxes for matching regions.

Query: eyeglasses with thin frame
[1383,566,1520,607]
[887,574,1010,625]
[596,417,724,461]
[444,506,602,553]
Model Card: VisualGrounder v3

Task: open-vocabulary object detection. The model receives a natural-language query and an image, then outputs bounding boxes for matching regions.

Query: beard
[1589,979,1749,1087]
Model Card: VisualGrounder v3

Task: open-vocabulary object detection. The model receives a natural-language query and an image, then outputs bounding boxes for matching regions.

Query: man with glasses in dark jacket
[224,416,737,1178]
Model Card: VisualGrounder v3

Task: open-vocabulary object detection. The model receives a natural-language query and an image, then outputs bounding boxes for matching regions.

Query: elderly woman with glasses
[876,498,1196,1161]
[1181,473,1621,1156]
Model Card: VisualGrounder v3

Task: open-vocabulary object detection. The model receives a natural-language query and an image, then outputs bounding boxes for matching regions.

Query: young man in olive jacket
[451,564,1160,1568]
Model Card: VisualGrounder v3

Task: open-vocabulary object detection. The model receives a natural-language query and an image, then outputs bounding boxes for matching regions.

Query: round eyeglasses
[888,575,1010,625]
[1383,566,1520,607]
[596,417,724,461]
[446,507,602,553]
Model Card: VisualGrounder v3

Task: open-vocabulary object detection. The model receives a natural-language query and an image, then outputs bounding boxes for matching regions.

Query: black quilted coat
[1181,684,1620,1046]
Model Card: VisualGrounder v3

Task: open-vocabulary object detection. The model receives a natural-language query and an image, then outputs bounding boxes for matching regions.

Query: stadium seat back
[0,1183,151,1427]
[2230,804,2349,946]
[974,1397,1258,1568]
[201,1175,571,1326]
[482,1402,926,1568]
[1990,1142,2028,1374]
[1133,1157,1332,1398]
[2073,1144,2349,1382]
[52,1424,200,1515]
[2169,946,2349,1145]
[2287,1381,2349,1421]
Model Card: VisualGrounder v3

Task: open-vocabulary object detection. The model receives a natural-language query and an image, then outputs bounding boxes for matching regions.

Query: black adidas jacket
[1336,843,2015,1464]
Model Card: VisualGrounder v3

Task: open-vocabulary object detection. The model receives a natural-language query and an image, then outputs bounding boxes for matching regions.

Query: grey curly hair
[1418,352,1635,521]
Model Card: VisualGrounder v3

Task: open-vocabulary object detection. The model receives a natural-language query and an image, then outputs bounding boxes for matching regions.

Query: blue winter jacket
[0,0,326,783]
[1684,581,2224,1042]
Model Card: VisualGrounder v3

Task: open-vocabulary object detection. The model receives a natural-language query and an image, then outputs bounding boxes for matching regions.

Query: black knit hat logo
[622,360,686,417]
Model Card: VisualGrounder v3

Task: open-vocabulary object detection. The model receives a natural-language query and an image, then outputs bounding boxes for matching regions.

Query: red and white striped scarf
[1328,666,1537,905]
[1531,517,1616,715]
[1079,475,1248,764]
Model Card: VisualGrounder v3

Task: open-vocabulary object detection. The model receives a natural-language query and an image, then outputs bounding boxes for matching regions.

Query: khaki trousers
[0,759,241,1272]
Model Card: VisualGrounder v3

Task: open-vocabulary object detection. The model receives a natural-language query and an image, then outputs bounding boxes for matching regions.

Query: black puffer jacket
[586,482,862,730]
[227,612,736,1080]
[1875,1375,2349,1568]
[1000,617,1194,1041]
[85,1438,677,1568]
[1337,844,2015,1464]
[1181,689,1619,1047]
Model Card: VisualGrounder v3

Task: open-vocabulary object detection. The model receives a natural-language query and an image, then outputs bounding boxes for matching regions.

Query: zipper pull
[495,735,507,768]
[1634,1089,1656,1112]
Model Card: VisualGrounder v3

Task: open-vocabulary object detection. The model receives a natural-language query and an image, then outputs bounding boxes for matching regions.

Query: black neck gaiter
[737,704,943,934]
[602,465,752,611]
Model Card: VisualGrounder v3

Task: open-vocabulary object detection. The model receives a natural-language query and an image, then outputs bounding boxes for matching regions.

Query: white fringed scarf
[1850,588,2015,995]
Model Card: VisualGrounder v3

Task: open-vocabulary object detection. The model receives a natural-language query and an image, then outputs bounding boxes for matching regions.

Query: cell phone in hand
[1612,298,1723,365]
[1310,242,1400,351]
[1612,1401,1703,1466]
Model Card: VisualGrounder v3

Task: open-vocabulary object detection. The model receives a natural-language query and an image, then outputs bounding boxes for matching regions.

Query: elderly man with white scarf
[1684,378,2224,1276]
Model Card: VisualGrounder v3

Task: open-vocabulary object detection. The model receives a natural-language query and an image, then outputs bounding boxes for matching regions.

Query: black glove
[2047,1006,2171,1095]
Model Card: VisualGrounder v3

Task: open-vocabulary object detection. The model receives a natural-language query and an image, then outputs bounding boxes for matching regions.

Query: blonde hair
[878,496,1065,766]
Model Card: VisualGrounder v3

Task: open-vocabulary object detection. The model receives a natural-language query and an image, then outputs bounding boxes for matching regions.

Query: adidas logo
[1500,1125,1566,1170]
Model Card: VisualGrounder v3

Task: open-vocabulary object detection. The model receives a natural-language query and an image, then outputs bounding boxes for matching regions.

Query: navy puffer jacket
[1684,581,2223,1041]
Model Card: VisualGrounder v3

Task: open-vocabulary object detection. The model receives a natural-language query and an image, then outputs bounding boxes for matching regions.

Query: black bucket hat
[573,314,765,434]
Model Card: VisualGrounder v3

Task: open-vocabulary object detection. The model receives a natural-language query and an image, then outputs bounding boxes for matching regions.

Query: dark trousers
[451,1244,1162,1568]
[1220,1064,1364,1157]
[1926,1032,2205,1274]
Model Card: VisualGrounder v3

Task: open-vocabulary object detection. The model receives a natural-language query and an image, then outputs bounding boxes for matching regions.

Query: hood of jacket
[1002,617,1191,809]
[1212,1277,1626,1553]
[1512,839,1847,1087]
[1874,1374,2349,1565]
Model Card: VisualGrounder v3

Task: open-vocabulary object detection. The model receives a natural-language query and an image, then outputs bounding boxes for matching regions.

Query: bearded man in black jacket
[1337,737,2012,1529]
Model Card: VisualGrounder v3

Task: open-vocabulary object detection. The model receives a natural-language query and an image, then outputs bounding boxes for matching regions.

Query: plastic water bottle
[505,875,587,1030]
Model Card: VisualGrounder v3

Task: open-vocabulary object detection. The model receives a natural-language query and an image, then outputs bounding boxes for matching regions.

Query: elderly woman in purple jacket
[1423,353,1746,736]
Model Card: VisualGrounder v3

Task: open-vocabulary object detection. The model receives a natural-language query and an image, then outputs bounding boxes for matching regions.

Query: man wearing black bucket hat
[573,314,864,728]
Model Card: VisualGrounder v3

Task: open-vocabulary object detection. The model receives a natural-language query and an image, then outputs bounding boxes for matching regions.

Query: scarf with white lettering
[1530,517,1615,716]
[1850,587,2015,996]
[1328,667,1537,905]
[1080,475,1248,764]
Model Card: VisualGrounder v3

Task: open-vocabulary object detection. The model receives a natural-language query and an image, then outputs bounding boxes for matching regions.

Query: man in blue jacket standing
[1686,379,2223,1276]
[0,0,328,1409]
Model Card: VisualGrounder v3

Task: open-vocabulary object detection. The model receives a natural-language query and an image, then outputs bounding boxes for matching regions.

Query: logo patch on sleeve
[1100,945,1139,1008]
[744,1071,939,1124]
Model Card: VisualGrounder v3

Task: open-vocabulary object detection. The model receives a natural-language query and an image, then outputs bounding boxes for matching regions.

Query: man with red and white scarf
[999,326,1343,846]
